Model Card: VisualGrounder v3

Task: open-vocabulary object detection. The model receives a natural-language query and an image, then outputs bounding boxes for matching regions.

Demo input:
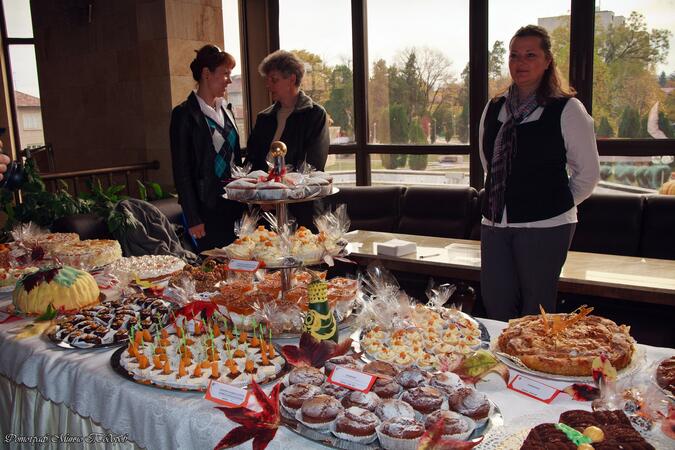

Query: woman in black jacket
[169,45,244,251]
[246,50,329,172]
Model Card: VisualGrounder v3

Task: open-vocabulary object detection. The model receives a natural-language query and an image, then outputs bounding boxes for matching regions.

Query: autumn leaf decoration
[281,332,353,368]
[417,419,483,450]
[173,300,219,323]
[214,379,281,450]
[562,383,601,401]
[22,267,60,293]
[452,349,510,385]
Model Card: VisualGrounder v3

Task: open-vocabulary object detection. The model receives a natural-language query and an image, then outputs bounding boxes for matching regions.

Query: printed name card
[507,374,561,404]
[227,259,261,272]
[328,366,377,393]
[205,380,251,407]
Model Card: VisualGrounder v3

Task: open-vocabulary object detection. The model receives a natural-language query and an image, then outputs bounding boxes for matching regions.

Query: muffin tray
[280,399,502,449]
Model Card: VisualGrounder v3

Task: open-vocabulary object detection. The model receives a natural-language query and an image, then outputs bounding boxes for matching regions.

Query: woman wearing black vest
[170,45,244,251]
[479,25,599,321]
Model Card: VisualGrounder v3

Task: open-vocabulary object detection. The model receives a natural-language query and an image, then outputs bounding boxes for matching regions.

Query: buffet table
[1,292,672,450]
[345,230,675,306]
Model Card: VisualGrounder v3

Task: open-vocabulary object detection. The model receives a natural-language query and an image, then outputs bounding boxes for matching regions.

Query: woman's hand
[189,223,206,239]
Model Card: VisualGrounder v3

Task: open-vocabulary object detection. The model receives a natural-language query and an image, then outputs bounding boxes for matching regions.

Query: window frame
[250,0,675,187]
[0,1,37,157]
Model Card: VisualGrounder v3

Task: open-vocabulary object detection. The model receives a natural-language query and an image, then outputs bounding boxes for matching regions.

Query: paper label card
[205,380,251,407]
[508,374,561,404]
[227,259,261,272]
[327,366,377,392]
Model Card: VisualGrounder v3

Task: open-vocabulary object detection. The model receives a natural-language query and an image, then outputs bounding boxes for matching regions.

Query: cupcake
[280,383,322,413]
[400,386,444,416]
[447,386,490,423]
[332,406,380,443]
[288,366,325,386]
[424,410,474,440]
[376,416,425,450]
[321,382,351,399]
[324,355,362,375]
[395,368,431,389]
[363,361,398,378]
[256,181,289,201]
[375,398,415,422]
[297,394,343,429]
[341,390,381,412]
[225,178,256,201]
[371,377,402,399]
[430,372,464,395]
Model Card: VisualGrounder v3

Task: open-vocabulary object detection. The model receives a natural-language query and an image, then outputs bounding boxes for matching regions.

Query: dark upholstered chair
[397,186,478,239]
[639,195,675,260]
[150,197,183,225]
[51,214,111,240]
[570,193,644,256]
[468,189,485,241]
[324,186,403,232]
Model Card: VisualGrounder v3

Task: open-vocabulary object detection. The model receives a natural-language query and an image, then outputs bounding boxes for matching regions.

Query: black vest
[481,97,574,223]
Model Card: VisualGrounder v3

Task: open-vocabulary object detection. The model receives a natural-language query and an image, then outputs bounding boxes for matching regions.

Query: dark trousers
[480,223,575,321]
[196,198,244,252]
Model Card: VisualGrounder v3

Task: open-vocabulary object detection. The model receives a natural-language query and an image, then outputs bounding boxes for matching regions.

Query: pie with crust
[497,314,634,376]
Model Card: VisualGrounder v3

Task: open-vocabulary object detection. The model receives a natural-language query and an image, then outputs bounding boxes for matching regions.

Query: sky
[3,0,675,99]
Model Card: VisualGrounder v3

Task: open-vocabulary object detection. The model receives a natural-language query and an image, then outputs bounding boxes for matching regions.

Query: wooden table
[345,230,675,306]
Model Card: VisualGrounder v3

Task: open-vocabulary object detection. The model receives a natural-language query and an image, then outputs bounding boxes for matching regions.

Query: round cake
[497,314,635,376]
[52,239,122,270]
[400,386,444,415]
[13,266,100,315]
[425,410,471,436]
[25,232,80,252]
[334,406,380,438]
[299,394,343,425]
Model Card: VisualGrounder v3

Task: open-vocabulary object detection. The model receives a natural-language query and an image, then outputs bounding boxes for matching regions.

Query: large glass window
[2,0,44,153]
[222,0,247,146]
[370,154,469,187]
[279,0,355,145]
[367,0,470,146]
[598,155,673,193]
[592,1,674,141]
[488,1,572,100]
[325,154,356,186]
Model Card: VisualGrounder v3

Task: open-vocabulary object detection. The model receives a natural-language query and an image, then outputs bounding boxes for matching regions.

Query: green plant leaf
[36,303,57,321]
[454,350,510,385]
[148,182,163,199]
[136,180,148,201]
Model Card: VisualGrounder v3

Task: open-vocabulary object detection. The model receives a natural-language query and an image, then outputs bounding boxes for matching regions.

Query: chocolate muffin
[288,366,325,386]
[321,382,351,399]
[424,410,471,436]
[334,406,380,438]
[363,360,398,378]
[371,377,402,399]
[378,416,425,440]
[341,390,381,412]
[430,371,463,395]
[375,398,415,422]
[447,386,490,421]
[299,394,343,425]
[401,386,444,415]
[280,383,322,411]
[324,355,362,374]
[520,423,576,449]
[395,367,431,389]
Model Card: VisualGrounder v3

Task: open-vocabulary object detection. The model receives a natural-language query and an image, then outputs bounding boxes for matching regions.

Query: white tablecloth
[1,294,672,449]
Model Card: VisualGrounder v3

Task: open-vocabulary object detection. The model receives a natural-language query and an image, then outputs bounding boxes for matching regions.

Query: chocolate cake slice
[520,410,655,450]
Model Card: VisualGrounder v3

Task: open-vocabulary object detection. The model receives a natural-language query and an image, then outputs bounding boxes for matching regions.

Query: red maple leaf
[417,419,483,449]
[562,383,601,401]
[214,380,281,450]
[281,332,353,368]
[22,267,60,293]
[173,300,218,323]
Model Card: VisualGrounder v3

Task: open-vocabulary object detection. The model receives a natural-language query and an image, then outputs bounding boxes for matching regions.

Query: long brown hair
[497,25,575,104]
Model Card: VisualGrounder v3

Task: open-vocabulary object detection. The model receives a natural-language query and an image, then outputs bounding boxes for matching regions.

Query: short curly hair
[258,50,304,86]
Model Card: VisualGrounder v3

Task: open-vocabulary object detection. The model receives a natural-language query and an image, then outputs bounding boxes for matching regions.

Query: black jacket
[245,91,329,171]
[169,92,242,228]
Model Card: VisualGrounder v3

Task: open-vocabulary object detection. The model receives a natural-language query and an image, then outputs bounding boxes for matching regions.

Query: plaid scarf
[488,85,540,222]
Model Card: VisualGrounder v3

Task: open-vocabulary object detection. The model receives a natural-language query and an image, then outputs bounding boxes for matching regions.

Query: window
[222,0,248,146]
[370,154,469,187]
[592,1,674,141]
[598,155,673,193]
[488,1,572,100]
[325,154,356,186]
[278,0,355,145]
[22,111,42,130]
[2,0,45,152]
[368,0,470,146]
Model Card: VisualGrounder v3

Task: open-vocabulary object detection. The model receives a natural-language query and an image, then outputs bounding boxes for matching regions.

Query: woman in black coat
[169,45,244,251]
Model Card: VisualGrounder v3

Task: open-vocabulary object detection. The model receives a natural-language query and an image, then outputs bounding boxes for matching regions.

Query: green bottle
[303,278,338,342]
